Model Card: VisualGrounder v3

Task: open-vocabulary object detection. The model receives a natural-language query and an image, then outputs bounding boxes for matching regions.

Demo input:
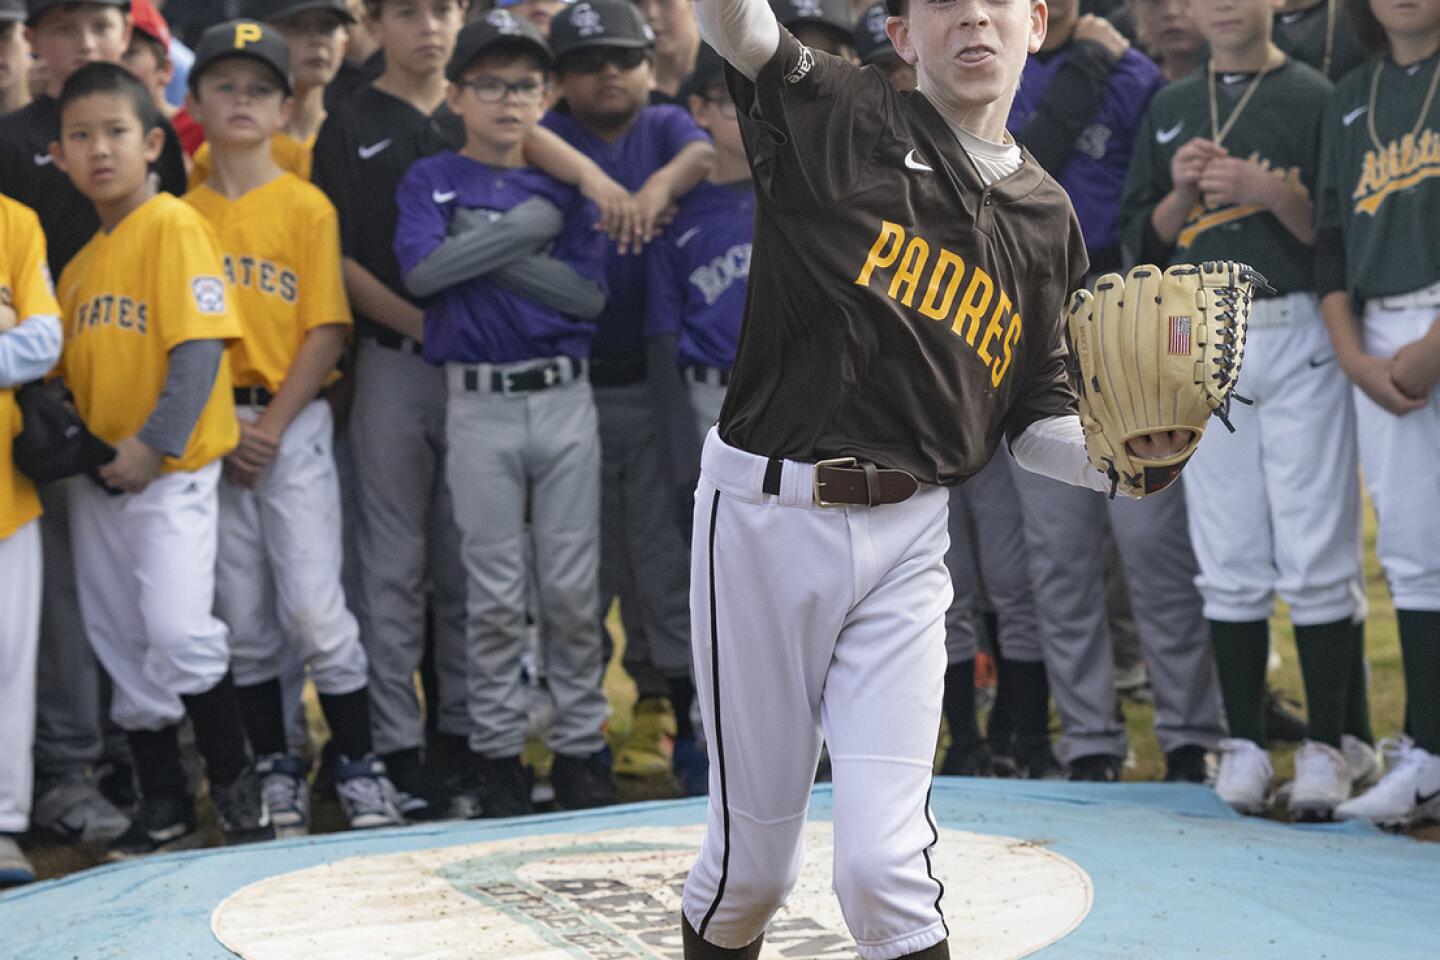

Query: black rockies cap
[26,0,128,27]
[676,44,726,104]
[189,19,293,95]
[854,2,898,65]
[549,0,654,62]
[447,8,551,81]
[246,0,355,24]
[769,0,852,38]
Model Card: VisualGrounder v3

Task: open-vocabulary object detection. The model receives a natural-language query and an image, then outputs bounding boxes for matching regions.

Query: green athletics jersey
[1316,49,1440,305]
[1274,0,1367,83]
[1121,59,1330,295]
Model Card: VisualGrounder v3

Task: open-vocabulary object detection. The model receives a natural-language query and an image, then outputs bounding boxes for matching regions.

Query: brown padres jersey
[720,30,1089,486]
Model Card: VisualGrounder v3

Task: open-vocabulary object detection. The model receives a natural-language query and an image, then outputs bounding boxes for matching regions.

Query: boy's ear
[119,15,134,53]
[885,16,917,67]
[444,80,465,114]
[143,124,165,163]
[279,94,296,129]
[48,140,66,174]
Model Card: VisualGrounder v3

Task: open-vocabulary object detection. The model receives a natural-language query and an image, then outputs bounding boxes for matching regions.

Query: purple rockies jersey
[646,180,755,370]
[542,104,710,359]
[394,151,606,365]
[1009,44,1164,257]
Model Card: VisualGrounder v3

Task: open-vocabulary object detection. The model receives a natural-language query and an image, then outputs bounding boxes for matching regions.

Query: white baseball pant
[68,463,231,731]
[216,399,368,695]
[0,519,41,832]
[1357,287,1440,611]
[1183,293,1364,625]
[682,429,951,960]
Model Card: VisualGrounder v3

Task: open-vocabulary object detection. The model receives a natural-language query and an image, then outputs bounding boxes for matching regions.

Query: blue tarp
[1,778,1434,958]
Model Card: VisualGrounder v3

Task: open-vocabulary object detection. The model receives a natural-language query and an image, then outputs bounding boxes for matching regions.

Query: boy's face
[635,0,698,62]
[1185,0,1270,50]
[1045,0,1077,40]
[557,46,652,129]
[54,90,163,205]
[888,0,1046,117]
[0,22,30,94]
[448,53,547,151]
[689,82,741,156]
[188,58,291,148]
[370,0,464,75]
[27,4,131,86]
[1370,0,1440,38]
[120,35,170,104]
[1133,0,1203,63]
[277,9,350,93]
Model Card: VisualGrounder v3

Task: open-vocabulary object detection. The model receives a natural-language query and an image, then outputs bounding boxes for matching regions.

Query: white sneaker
[1335,737,1440,830]
[1341,734,1383,791]
[1289,740,1352,821]
[1214,738,1273,815]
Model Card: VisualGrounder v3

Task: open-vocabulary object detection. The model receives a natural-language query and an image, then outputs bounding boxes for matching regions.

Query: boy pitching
[52,62,270,858]
[683,0,1192,956]
[185,19,404,836]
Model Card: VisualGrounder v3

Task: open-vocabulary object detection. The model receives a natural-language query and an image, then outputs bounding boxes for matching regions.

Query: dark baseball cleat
[476,755,533,819]
[1013,736,1065,781]
[1264,688,1309,745]
[552,751,617,810]
[1067,754,1124,783]
[106,793,199,861]
[211,767,274,846]
[1164,745,1212,784]
[379,747,440,821]
[940,741,998,777]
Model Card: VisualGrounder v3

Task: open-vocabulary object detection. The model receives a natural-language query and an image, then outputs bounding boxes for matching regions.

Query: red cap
[129,0,172,51]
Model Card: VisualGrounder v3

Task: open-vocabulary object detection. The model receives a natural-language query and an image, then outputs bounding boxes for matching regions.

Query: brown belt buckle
[813,457,858,507]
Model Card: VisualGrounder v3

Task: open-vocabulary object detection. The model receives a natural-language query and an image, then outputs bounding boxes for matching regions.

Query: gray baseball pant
[1011,470,1225,763]
[347,339,469,754]
[445,365,608,758]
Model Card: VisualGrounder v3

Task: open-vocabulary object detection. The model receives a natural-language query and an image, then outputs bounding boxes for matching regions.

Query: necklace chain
[1208,52,1281,147]
[1366,52,1440,155]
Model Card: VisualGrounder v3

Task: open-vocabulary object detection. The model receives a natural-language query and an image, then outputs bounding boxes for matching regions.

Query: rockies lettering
[854,221,1022,388]
[689,243,751,306]
[73,293,149,335]
[223,254,299,304]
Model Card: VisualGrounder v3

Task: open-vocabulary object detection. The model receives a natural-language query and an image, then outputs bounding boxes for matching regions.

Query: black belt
[460,357,584,395]
[234,386,275,407]
[762,456,920,507]
[588,354,647,387]
[683,364,730,387]
[364,329,424,355]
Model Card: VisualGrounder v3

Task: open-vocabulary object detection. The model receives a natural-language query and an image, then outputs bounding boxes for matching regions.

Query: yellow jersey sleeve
[152,208,242,352]
[0,197,55,539]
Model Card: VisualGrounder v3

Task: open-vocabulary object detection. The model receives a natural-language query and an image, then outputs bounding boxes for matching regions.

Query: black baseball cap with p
[25,0,129,28]
[447,8,551,81]
[189,19,293,96]
[549,0,653,65]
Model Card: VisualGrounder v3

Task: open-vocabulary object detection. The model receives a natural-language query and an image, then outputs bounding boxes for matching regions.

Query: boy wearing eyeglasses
[393,10,610,817]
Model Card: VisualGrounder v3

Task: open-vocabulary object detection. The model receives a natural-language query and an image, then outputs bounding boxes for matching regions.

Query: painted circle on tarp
[211,824,1092,959]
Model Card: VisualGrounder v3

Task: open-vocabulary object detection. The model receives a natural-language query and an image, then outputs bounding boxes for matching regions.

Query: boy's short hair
[1348,0,1389,53]
[58,60,162,131]
[25,0,129,29]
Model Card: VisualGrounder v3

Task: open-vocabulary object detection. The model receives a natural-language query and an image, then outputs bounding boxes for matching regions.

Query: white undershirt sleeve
[693,0,781,81]
[1011,414,1132,497]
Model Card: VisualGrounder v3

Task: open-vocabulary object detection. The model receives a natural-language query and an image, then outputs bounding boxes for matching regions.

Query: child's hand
[0,304,17,333]
[99,436,164,493]
[1198,156,1278,210]
[1345,353,1429,416]
[223,454,262,490]
[579,169,642,253]
[1170,138,1225,200]
[1391,332,1440,400]
[630,178,675,252]
[229,420,281,479]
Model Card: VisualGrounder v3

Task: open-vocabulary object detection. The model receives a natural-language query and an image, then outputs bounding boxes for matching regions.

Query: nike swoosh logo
[904,149,933,173]
[358,138,393,160]
[1156,122,1184,145]
[676,227,701,249]
[1309,354,1337,368]
[33,153,53,166]
[432,190,457,204]
[1343,106,1368,127]
[1417,787,1440,806]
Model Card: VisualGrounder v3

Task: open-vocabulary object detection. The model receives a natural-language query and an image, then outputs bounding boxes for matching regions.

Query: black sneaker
[106,794,198,861]
[476,755,533,819]
[428,733,482,820]
[551,751,617,810]
[380,747,439,821]
[1067,754,1123,782]
[1264,688,1309,745]
[1013,736,1065,781]
[211,767,275,845]
[1164,745,1211,784]
[940,741,998,777]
